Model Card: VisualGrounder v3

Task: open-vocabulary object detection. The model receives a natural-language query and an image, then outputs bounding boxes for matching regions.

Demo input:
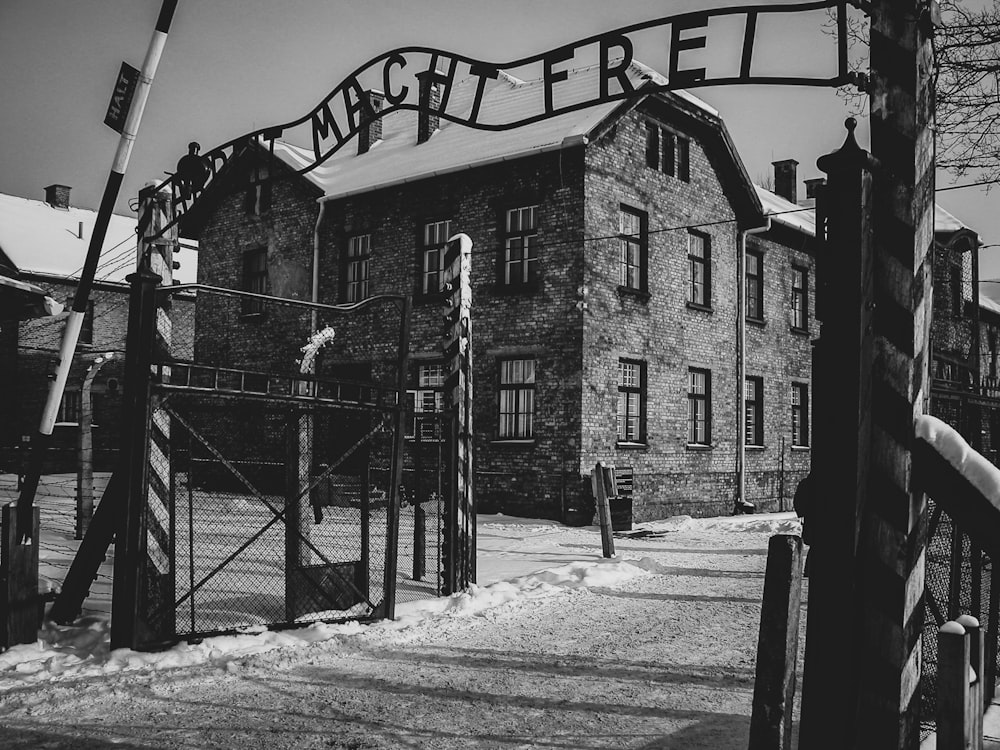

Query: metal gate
[112,280,437,649]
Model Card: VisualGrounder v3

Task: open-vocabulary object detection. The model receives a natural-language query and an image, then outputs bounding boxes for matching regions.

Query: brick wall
[194,104,818,522]
[581,102,815,519]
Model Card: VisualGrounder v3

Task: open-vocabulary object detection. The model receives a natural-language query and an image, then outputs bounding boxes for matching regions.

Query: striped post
[855,2,935,746]
[110,188,176,649]
[142,186,176,641]
[439,233,473,594]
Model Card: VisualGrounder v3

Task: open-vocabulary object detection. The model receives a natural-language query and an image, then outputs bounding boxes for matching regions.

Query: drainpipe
[311,200,326,333]
[737,219,771,511]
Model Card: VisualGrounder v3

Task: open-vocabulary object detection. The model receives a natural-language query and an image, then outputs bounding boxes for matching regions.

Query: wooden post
[748,534,803,750]
[1,504,40,648]
[591,462,615,559]
[937,621,972,750]
[76,353,114,539]
[956,614,984,749]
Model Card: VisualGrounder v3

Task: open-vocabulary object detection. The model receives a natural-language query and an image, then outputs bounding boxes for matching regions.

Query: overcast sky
[2,0,996,280]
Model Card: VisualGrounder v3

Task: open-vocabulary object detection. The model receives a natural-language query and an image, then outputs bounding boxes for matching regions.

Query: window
[643,122,686,179]
[688,232,710,307]
[791,266,808,331]
[746,249,764,321]
[617,359,646,443]
[79,301,95,345]
[346,234,371,302]
[791,383,809,447]
[644,123,659,169]
[498,358,535,439]
[662,131,676,176]
[406,363,446,440]
[503,206,538,287]
[57,390,81,424]
[241,248,267,315]
[677,137,690,182]
[421,220,451,295]
[745,376,764,447]
[619,205,647,293]
[243,165,272,215]
[688,368,711,446]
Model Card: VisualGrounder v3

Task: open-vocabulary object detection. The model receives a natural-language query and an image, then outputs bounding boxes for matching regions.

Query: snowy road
[0,501,804,749]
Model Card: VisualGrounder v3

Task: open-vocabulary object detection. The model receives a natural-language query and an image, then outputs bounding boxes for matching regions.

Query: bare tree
[835,1,1000,183]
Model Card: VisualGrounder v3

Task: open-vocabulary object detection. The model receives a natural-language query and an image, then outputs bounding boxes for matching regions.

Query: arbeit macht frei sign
[158,0,851,235]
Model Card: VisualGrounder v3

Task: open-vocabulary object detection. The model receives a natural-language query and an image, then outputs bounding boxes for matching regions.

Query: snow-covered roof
[755,185,816,236]
[0,192,197,284]
[936,203,973,235]
[754,185,978,242]
[272,61,719,203]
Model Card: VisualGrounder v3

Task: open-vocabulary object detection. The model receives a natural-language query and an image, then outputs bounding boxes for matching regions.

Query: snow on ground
[0,475,804,749]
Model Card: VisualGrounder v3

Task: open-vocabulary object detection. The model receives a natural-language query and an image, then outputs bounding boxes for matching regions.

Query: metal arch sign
[158,0,853,235]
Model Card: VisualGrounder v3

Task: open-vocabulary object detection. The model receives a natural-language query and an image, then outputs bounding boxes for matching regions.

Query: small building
[0,185,197,473]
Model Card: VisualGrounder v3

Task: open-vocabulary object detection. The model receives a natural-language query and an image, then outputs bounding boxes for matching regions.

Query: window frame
[644,122,659,170]
[618,204,648,296]
[745,375,764,447]
[687,231,711,309]
[687,368,712,447]
[497,358,536,440]
[791,382,810,447]
[677,137,691,182]
[241,247,268,316]
[746,248,764,323]
[345,233,372,303]
[501,205,539,289]
[405,362,446,441]
[419,219,451,297]
[56,390,82,425]
[617,359,647,445]
[791,265,809,332]
[79,300,95,346]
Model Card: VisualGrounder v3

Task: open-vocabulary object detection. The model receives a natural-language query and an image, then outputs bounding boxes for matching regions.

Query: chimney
[803,177,826,207]
[416,73,442,144]
[771,159,798,203]
[357,90,385,155]
[44,184,71,209]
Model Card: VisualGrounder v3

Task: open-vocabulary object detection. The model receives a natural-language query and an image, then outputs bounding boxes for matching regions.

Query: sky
[1,0,997,280]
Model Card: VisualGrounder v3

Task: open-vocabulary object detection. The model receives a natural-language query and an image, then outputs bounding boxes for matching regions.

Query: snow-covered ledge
[915,414,1000,512]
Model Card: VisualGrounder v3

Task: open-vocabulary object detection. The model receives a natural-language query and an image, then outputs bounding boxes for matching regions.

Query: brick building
[185,62,826,522]
[0,186,196,472]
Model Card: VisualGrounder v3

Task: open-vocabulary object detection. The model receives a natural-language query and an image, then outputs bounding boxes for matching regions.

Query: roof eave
[317,134,588,204]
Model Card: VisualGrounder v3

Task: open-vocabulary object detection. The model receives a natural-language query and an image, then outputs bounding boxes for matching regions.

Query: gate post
[798,119,876,750]
[439,234,473,595]
[856,2,935,745]
[800,2,936,746]
[109,262,160,650]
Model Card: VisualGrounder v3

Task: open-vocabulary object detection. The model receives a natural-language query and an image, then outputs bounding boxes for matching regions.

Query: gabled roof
[0,191,198,284]
[268,61,761,223]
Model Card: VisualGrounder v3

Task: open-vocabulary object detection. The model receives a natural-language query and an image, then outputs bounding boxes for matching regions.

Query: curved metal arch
[155,0,851,239]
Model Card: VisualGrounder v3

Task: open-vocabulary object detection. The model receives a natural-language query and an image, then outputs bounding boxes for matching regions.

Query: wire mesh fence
[920,498,999,738]
[121,284,447,646]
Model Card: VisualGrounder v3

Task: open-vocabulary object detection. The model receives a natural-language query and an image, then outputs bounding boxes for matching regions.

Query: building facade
[189,63,819,522]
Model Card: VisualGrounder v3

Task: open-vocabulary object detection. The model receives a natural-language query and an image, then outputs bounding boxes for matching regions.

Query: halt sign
[104,62,140,134]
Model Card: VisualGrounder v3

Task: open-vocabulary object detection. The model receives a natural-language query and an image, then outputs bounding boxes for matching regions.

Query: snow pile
[0,555,655,690]
[0,509,798,693]
[916,414,1000,507]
